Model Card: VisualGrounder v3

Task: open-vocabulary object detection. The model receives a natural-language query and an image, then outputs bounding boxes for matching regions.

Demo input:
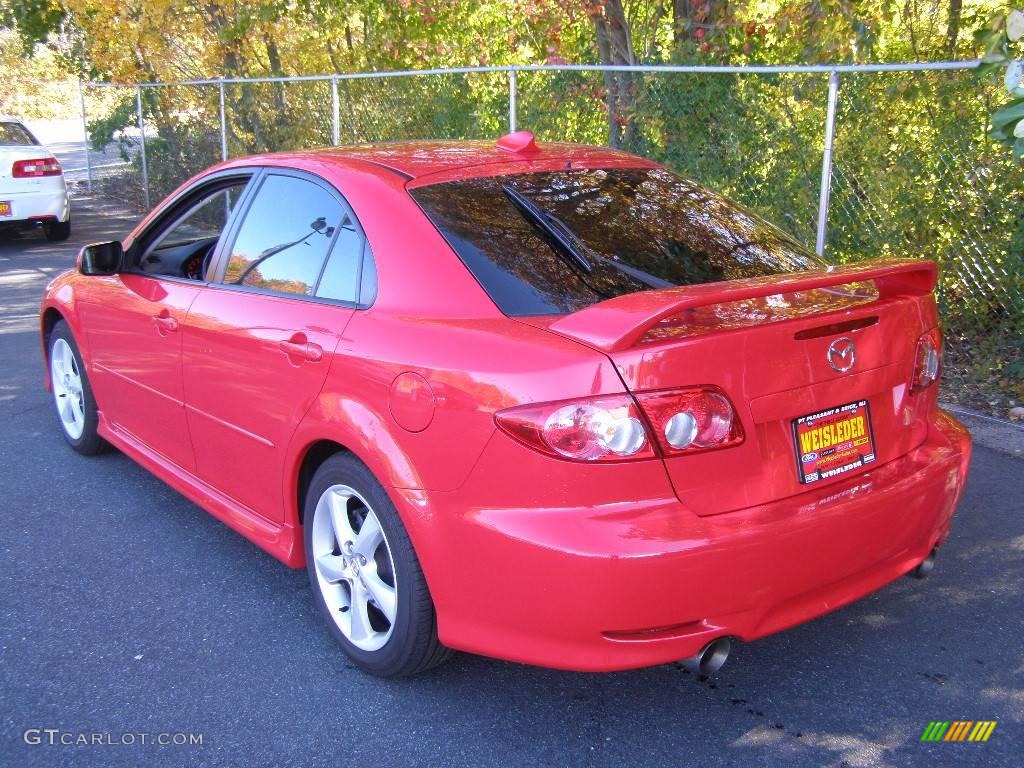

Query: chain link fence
[51,63,1024,411]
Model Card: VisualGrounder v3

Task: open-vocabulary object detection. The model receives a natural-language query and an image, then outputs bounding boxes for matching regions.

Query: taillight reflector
[495,394,655,462]
[495,387,744,462]
[911,328,942,392]
[635,387,744,455]
[12,157,62,178]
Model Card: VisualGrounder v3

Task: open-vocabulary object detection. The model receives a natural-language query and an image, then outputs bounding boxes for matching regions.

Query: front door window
[224,175,345,296]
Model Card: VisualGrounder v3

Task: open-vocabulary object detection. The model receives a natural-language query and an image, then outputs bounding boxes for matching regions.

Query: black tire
[48,321,105,455]
[304,452,452,677]
[44,219,71,242]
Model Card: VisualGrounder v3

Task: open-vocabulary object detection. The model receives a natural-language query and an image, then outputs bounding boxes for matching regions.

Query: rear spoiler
[547,258,937,352]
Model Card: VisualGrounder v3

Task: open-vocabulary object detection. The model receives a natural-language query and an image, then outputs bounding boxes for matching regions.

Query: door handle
[279,339,323,363]
[153,314,178,333]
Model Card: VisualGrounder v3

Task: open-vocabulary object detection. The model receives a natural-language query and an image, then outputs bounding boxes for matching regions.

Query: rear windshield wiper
[502,184,672,290]
[502,185,593,274]
[546,214,673,290]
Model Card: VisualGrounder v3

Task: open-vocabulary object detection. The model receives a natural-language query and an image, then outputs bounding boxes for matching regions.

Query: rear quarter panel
[283,311,627,573]
[279,162,628,546]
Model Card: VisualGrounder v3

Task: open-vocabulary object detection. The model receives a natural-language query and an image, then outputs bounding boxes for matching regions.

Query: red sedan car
[40,132,971,677]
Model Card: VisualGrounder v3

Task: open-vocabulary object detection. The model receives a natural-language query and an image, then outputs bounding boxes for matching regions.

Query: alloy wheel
[310,484,398,652]
[50,337,85,440]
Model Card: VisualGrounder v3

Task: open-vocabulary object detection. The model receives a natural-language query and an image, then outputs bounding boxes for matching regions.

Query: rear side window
[224,174,344,297]
[0,122,38,146]
[410,167,824,316]
[314,211,365,303]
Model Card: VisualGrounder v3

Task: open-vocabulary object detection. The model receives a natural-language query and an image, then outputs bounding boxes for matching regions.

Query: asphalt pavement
[1,198,1021,767]
[48,140,96,175]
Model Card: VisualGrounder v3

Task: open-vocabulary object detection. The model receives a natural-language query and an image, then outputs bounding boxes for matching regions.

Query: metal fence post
[219,80,229,161]
[136,85,150,209]
[815,70,840,256]
[77,81,93,192]
[508,68,518,132]
[331,75,340,146]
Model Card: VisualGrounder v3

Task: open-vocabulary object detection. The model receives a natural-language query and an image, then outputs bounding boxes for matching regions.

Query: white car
[0,117,71,241]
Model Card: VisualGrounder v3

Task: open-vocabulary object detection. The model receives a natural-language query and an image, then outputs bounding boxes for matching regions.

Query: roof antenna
[496,131,539,153]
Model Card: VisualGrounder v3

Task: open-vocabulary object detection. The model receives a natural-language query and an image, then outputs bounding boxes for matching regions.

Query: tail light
[495,394,655,462]
[495,387,743,462]
[911,328,942,392]
[635,387,744,455]
[12,157,62,178]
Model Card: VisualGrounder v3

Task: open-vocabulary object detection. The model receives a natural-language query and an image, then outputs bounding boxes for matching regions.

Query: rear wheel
[49,321,104,455]
[304,453,451,676]
[43,219,71,242]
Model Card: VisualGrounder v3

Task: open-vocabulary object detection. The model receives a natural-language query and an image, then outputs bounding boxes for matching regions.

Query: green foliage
[85,94,136,153]
[977,9,1024,156]
[0,1,66,52]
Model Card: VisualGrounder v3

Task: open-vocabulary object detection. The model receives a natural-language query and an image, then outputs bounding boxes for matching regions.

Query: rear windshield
[411,167,824,316]
[0,122,38,146]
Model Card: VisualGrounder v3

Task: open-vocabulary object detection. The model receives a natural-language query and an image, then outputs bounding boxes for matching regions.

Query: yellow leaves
[0,30,79,118]
[61,1,220,81]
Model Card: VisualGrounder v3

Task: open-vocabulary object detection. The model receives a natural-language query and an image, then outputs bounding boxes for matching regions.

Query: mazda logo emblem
[827,337,856,373]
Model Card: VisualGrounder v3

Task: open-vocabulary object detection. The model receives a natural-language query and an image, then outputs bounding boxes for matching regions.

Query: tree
[589,0,637,147]
[672,0,728,45]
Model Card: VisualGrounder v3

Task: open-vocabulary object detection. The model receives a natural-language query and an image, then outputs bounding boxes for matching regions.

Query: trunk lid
[543,258,939,516]
[0,144,57,197]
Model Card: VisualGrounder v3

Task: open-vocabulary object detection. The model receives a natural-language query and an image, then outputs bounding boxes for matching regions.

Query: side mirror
[78,241,124,276]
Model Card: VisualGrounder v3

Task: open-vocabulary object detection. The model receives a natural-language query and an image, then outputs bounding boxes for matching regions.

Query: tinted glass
[162,183,248,247]
[225,175,343,297]
[314,211,363,302]
[0,122,38,146]
[411,167,824,316]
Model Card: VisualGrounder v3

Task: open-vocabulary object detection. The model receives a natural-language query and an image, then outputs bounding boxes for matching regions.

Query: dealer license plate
[792,400,876,484]
[0,201,12,217]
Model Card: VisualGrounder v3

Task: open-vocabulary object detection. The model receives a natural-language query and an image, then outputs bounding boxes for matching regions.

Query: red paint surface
[40,137,971,671]
[389,372,436,433]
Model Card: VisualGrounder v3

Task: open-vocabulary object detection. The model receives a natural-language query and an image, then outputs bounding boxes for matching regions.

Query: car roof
[238,133,644,182]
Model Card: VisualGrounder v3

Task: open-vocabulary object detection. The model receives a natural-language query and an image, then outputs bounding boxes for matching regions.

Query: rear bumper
[0,184,70,225]
[405,409,971,671]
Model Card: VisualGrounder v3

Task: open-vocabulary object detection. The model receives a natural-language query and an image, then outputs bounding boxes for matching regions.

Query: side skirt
[98,413,305,568]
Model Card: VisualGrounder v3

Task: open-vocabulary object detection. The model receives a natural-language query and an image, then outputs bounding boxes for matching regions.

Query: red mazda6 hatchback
[40,132,971,677]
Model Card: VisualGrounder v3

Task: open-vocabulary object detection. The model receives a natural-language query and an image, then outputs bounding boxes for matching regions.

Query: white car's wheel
[44,218,71,242]
[49,321,104,454]
[304,453,451,676]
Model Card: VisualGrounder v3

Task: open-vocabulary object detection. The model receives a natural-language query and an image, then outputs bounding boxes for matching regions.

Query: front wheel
[49,321,104,454]
[304,453,451,677]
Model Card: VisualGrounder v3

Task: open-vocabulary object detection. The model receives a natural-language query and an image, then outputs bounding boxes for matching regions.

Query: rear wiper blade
[502,184,593,274]
[502,184,672,290]
[536,207,674,290]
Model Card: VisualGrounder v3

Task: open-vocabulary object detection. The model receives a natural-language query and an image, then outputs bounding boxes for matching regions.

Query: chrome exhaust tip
[681,637,731,675]
[910,549,937,579]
